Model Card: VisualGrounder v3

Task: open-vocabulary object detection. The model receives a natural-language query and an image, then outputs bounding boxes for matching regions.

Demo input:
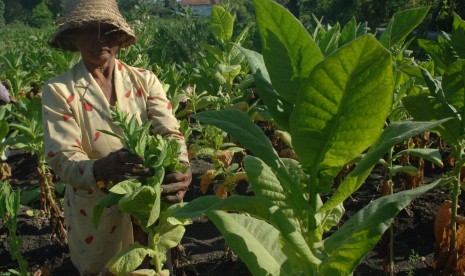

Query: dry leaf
[187,147,195,161]
[381,180,392,196]
[433,200,460,275]
[224,172,248,186]
[33,265,50,276]
[215,184,228,199]
[278,148,299,160]
[457,225,465,274]
[0,163,11,181]
[216,150,234,168]
[200,170,215,194]
[434,200,452,242]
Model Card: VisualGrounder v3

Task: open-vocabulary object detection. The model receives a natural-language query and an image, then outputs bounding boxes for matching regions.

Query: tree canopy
[1,0,463,32]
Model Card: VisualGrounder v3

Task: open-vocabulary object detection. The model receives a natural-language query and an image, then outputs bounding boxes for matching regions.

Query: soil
[0,151,457,275]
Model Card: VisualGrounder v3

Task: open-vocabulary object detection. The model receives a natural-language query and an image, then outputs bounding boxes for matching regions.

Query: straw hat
[48,0,137,51]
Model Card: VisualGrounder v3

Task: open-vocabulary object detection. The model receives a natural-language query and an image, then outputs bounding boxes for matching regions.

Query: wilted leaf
[433,200,458,275]
[215,150,234,168]
[215,184,228,198]
[200,169,216,194]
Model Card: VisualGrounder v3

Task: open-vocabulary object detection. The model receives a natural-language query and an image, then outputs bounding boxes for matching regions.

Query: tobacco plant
[173,1,448,275]
[402,12,465,274]
[369,7,438,274]
[201,5,252,96]
[0,181,29,276]
[0,97,66,244]
[189,124,246,197]
[92,105,190,275]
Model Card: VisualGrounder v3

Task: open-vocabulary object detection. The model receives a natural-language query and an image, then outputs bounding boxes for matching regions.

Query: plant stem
[9,232,28,276]
[149,231,163,272]
[388,147,395,276]
[38,159,67,244]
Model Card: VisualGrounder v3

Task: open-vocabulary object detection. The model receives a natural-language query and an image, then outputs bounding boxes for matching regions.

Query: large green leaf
[192,110,316,220]
[320,178,443,275]
[153,203,191,254]
[451,12,465,59]
[173,195,320,268]
[0,121,8,141]
[290,34,393,172]
[417,37,457,75]
[403,93,462,146]
[105,242,154,275]
[201,43,225,63]
[316,23,341,56]
[319,119,449,213]
[339,17,357,46]
[238,46,292,130]
[118,186,159,228]
[244,156,309,232]
[393,148,443,167]
[109,179,141,195]
[254,0,323,104]
[192,110,281,171]
[443,60,465,112]
[211,5,234,42]
[379,7,430,48]
[207,211,305,275]
[92,193,123,229]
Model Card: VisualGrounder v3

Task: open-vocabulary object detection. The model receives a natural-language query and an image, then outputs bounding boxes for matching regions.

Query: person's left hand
[161,162,192,203]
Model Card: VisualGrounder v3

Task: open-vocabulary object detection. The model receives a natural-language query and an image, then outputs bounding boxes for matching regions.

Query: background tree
[4,0,27,24]
[0,0,5,26]
[46,0,64,20]
[30,1,53,28]
[431,0,465,31]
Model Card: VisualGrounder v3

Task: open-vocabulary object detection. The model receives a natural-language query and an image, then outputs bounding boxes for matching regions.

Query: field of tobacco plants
[1,0,465,275]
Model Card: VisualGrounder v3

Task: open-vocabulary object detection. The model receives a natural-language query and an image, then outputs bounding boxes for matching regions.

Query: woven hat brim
[48,20,137,52]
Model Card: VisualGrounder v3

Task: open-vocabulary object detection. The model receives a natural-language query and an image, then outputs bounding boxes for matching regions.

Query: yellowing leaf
[25,209,35,217]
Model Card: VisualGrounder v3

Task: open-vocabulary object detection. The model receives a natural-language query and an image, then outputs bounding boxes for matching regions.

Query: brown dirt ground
[0,151,457,275]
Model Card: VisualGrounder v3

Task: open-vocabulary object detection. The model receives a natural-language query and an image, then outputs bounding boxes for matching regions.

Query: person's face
[72,23,120,66]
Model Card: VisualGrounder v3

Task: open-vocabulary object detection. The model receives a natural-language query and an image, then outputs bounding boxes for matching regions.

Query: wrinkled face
[71,23,120,67]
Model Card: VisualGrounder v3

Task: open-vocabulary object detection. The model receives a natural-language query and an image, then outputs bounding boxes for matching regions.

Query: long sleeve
[42,81,98,191]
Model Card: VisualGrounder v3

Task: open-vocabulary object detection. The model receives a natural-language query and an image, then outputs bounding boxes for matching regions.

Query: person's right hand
[93,148,153,185]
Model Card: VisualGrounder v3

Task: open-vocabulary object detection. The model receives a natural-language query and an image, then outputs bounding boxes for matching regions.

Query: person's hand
[93,148,153,186]
[161,162,192,204]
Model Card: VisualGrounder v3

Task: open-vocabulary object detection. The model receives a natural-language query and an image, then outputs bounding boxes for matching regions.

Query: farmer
[42,0,191,274]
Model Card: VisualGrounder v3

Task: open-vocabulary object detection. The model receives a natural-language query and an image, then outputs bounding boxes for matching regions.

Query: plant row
[1,1,465,275]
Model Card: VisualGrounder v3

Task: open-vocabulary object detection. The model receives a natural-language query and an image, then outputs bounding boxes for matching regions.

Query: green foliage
[379,7,430,49]
[0,181,29,276]
[1,98,45,160]
[0,23,77,98]
[148,17,212,65]
[402,12,465,270]
[224,0,255,30]
[93,106,189,275]
[172,1,446,275]
[30,1,53,28]
[45,0,63,20]
[98,105,152,158]
[0,0,5,26]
